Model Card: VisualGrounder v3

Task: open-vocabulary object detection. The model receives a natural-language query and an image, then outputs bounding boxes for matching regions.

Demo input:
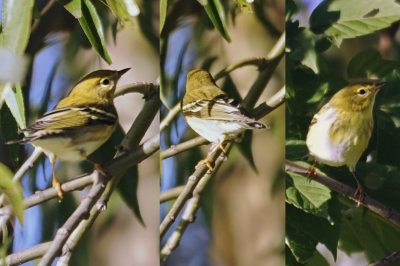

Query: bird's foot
[52,178,63,199]
[354,185,365,207]
[306,165,317,182]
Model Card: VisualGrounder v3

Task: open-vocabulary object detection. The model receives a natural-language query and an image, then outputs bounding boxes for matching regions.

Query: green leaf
[236,130,258,172]
[0,162,23,224]
[310,0,400,47]
[286,221,317,263]
[286,22,320,73]
[1,83,26,129]
[1,0,34,53]
[117,165,144,225]
[79,0,112,64]
[105,0,139,27]
[339,204,400,263]
[287,202,341,262]
[286,170,332,219]
[233,0,252,13]
[160,0,167,32]
[347,48,400,79]
[306,250,330,266]
[202,0,231,42]
[58,0,82,18]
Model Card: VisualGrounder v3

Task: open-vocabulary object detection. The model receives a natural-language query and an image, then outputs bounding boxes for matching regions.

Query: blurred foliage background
[286,0,400,265]
[0,0,159,265]
[160,0,285,265]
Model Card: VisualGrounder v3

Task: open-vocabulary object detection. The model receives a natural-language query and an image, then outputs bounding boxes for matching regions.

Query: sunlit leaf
[79,0,112,64]
[310,0,400,47]
[105,0,139,26]
[202,0,231,42]
[0,162,23,224]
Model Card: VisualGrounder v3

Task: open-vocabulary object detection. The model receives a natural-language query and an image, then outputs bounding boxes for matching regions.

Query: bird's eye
[358,89,366,95]
[101,78,110,86]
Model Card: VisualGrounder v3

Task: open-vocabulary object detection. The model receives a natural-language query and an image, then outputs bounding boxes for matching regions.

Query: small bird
[11,68,130,198]
[181,69,268,169]
[306,82,386,205]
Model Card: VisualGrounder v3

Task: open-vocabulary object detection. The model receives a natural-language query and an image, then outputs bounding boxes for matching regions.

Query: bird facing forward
[306,82,386,205]
[12,68,130,198]
[182,69,267,169]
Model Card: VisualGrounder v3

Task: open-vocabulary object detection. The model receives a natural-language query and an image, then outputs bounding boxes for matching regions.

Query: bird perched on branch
[306,82,386,205]
[10,68,130,198]
[182,69,268,169]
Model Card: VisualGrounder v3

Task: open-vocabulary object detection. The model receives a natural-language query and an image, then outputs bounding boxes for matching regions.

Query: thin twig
[253,85,285,119]
[160,136,208,160]
[12,147,43,182]
[114,82,160,100]
[242,31,285,110]
[160,145,229,264]
[6,242,51,265]
[213,58,269,80]
[160,186,185,203]
[285,160,400,228]
[160,103,181,132]
[369,251,400,266]
[31,0,57,32]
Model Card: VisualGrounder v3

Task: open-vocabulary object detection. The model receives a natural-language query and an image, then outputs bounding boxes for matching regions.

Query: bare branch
[369,251,400,266]
[160,103,181,132]
[160,185,185,203]
[285,160,400,228]
[160,145,228,264]
[6,242,51,265]
[160,136,208,160]
[115,82,160,100]
[12,147,43,182]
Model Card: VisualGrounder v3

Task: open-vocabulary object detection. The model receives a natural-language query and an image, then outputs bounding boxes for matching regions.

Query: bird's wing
[183,96,267,128]
[21,106,117,141]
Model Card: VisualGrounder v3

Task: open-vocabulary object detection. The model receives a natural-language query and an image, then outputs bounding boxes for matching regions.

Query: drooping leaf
[105,0,139,27]
[58,0,82,18]
[0,104,20,166]
[160,0,168,32]
[310,0,400,47]
[201,0,231,42]
[0,162,23,224]
[2,83,26,129]
[78,0,112,64]
[1,0,34,53]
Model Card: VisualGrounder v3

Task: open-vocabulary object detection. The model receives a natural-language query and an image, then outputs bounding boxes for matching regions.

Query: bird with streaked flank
[182,69,268,170]
[9,68,130,198]
[306,82,386,206]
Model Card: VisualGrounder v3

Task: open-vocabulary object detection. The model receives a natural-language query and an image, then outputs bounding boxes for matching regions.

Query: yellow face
[57,68,130,108]
[330,82,385,112]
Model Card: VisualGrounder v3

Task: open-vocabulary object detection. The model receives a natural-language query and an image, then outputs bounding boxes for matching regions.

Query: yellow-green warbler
[12,68,130,198]
[182,69,267,169]
[306,82,386,205]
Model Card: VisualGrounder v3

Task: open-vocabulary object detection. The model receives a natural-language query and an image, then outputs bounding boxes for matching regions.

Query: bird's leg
[50,155,63,199]
[85,158,107,177]
[351,171,365,207]
[196,139,225,170]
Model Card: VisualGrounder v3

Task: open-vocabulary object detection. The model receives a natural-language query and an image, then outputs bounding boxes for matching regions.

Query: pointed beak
[118,68,131,77]
[375,82,387,90]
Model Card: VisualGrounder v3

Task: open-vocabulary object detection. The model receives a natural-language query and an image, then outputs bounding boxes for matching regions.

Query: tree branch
[160,144,229,264]
[160,136,208,159]
[114,82,159,100]
[159,148,223,238]
[160,185,185,203]
[6,242,51,265]
[369,251,400,266]
[285,160,400,228]
[37,90,160,265]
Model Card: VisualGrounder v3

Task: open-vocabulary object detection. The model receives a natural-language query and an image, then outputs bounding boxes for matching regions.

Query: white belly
[32,124,115,161]
[185,117,244,143]
[306,108,348,167]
